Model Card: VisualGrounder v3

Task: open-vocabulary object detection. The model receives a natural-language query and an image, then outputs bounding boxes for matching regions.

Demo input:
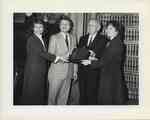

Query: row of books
[124,57,138,72]
[124,28,139,42]
[97,13,139,26]
[125,44,138,57]
[125,73,139,88]
[125,72,139,100]
[128,87,139,100]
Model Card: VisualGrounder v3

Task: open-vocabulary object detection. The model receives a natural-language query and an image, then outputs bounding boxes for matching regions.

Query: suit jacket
[22,33,56,105]
[48,32,77,84]
[77,33,107,104]
[78,33,107,59]
[78,33,107,73]
[48,32,77,104]
[90,35,128,105]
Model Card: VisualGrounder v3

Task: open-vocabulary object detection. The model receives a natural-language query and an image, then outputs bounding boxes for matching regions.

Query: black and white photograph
[13,13,139,105]
[2,0,150,119]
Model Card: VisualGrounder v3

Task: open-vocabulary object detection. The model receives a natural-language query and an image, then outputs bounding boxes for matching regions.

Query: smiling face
[105,24,118,39]
[59,19,70,33]
[88,20,100,35]
[33,23,44,35]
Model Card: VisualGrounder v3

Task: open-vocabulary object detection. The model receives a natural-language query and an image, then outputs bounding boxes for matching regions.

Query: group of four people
[21,15,128,105]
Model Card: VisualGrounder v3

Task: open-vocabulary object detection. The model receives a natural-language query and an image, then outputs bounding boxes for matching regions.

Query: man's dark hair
[56,15,74,33]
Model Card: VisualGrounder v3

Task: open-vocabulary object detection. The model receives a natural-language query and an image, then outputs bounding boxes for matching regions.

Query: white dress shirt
[60,32,70,48]
[87,32,97,46]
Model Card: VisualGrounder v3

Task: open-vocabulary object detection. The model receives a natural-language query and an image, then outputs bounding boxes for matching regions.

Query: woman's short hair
[32,19,44,28]
[29,19,44,34]
[56,15,74,33]
[106,20,125,40]
[106,21,121,33]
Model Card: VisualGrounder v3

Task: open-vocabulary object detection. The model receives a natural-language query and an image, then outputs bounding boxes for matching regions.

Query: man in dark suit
[78,19,107,105]
[21,20,63,105]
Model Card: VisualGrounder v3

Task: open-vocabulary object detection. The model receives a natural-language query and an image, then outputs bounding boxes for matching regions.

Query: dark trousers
[78,66,99,105]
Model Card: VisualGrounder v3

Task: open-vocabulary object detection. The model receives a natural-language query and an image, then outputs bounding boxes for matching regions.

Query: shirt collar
[34,32,42,40]
[89,32,97,40]
[34,33,46,49]
[60,32,69,39]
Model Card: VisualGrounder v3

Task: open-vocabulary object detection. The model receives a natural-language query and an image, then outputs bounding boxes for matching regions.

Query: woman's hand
[54,56,69,63]
[60,56,69,63]
[88,56,98,61]
[81,60,91,66]
[57,53,69,63]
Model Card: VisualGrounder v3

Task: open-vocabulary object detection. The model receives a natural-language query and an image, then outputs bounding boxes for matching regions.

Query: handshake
[54,54,69,64]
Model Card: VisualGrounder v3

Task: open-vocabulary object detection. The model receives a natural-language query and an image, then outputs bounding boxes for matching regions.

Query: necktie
[88,35,93,47]
[65,34,69,49]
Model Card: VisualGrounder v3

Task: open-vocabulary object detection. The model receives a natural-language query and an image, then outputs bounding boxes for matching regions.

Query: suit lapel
[85,34,89,47]
[42,37,48,50]
[68,34,72,52]
[58,33,68,52]
[33,34,46,51]
[88,34,98,49]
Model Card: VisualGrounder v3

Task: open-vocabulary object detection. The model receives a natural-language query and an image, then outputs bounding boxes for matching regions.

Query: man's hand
[61,53,70,63]
[73,72,78,81]
[89,50,96,57]
[54,56,61,63]
[60,56,69,63]
[81,60,91,66]
[54,56,69,63]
